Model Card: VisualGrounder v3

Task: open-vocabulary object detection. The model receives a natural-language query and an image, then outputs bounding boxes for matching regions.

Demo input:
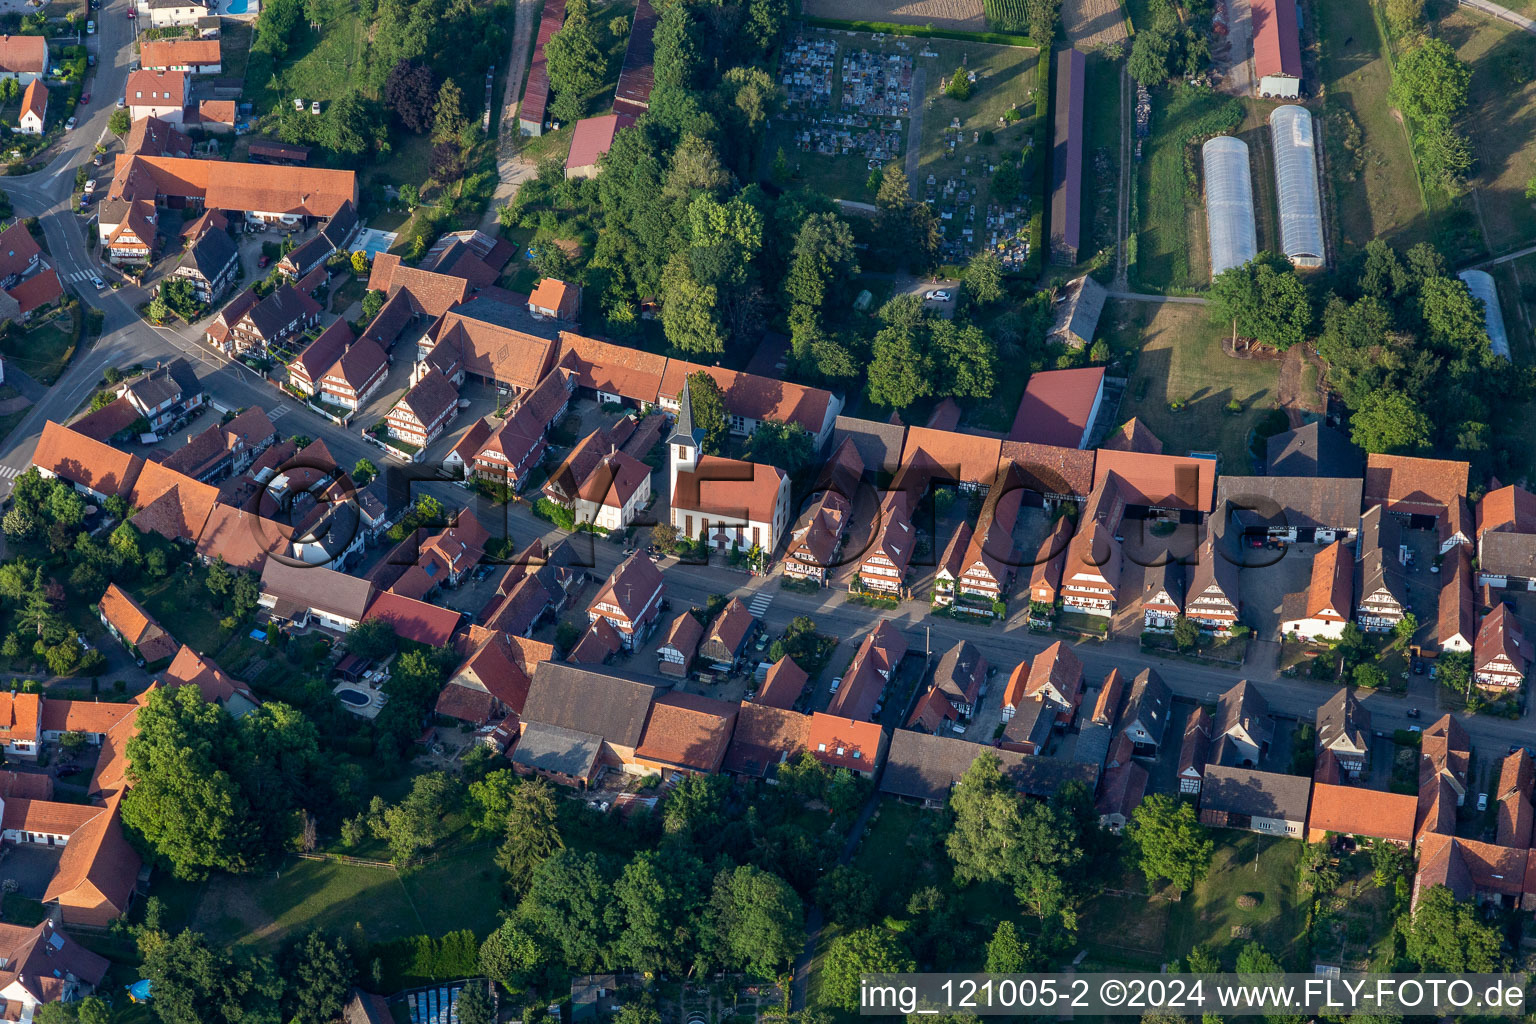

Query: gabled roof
[127,460,219,541]
[566,112,638,170]
[290,319,354,384]
[1215,679,1272,749]
[1093,450,1216,512]
[182,223,238,280]
[140,37,220,67]
[634,691,737,772]
[807,712,884,772]
[161,645,258,711]
[556,330,668,403]
[1266,422,1362,477]
[433,298,560,390]
[658,361,836,437]
[1479,530,1536,580]
[1121,668,1172,743]
[18,77,44,123]
[126,115,192,157]
[520,662,657,748]
[1201,765,1311,821]
[1437,545,1474,648]
[42,794,141,915]
[443,630,553,715]
[659,610,703,657]
[1308,783,1419,843]
[1006,640,1084,710]
[705,598,755,656]
[1479,484,1536,542]
[756,656,808,710]
[0,34,47,74]
[568,616,622,664]
[111,155,356,219]
[1008,366,1105,447]
[0,222,40,283]
[899,426,1004,487]
[1101,417,1164,455]
[363,592,462,647]
[97,583,178,663]
[240,284,321,339]
[1476,603,1529,674]
[881,732,1097,803]
[260,559,374,621]
[1302,539,1353,618]
[1092,668,1127,726]
[722,702,810,777]
[1219,476,1364,530]
[322,337,388,391]
[32,420,143,497]
[932,640,986,706]
[125,68,187,108]
[1252,0,1302,79]
[1364,453,1469,517]
[589,551,663,622]
[673,456,786,525]
[1317,688,1371,752]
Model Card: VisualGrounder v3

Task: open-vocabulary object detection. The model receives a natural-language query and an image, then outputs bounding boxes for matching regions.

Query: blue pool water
[336,688,370,706]
[226,0,248,13]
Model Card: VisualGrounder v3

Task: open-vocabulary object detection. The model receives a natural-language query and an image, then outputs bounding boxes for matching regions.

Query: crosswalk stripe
[747,591,773,617]
[268,404,290,421]
[0,466,21,480]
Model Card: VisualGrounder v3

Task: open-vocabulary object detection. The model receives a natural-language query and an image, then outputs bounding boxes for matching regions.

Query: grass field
[1313,0,1429,256]
[1132,86,1236,291]
[1167,833,1306,969]
[766,27,1039,246]
[243,11,368,118]
[2,308,80,386]
[1100,299,1282,469]
[1442,7,1536,256]
[191,857,426,950]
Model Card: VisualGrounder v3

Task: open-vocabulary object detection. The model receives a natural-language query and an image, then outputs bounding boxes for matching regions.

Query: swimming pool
[225,0,248,11]
[335,687,370,707]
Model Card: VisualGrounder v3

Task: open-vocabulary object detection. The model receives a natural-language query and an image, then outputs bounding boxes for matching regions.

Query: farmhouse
[1252,0,1302,98]
[1049,48,1085,264]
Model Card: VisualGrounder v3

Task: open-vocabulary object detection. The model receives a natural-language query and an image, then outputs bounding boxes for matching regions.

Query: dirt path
[481,0,542,232]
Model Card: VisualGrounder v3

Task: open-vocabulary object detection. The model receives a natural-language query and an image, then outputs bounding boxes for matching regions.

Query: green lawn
[218,21,254,82]
[0,385,32,449]
[243,11,367,117]
[1167,833,1307,969]
[2,308,80,386]
[1100,298,1281,468]
[1313,0,1430,256]
[1443,7,1536,257]
[133,574,230,656]
[399,846,506,937]
[1131,86,1239,291]
[190,857,425,950]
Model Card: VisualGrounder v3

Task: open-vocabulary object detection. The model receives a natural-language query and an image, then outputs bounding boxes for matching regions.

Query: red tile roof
[1308,782,1417,843]
[1364,454,1469,517]
[1252,0,1302,80]
[41,793,140,917]
[97,583,178,663]
[18,78,44,124]
[900,426,1004,487]
[565,112,637,170]
[1478,484,1536,541]
[0,222,41,282]
[8,268,61,315]
[634,691,738,772]
[126,69,187,108]
[1101,417,1164,455]
[807,712,883,773]
[363,592,463,648]
[756,656,807,710]
[556,330,668,402]
[111,154,356,219]
[32,420,143,497]
[672,455,786,525]
[1093,450,1216,512]
[528,277,579,318]
[127,460,219,541]
[1008,366,1105,447]
[139,37,220,68]
[0,35,46,74]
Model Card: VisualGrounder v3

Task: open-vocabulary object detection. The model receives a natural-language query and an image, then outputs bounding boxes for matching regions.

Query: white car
[925,289,952,302]
[83,179,96,194]
[90,275,105,290]
[1478,792,1489,812]
[829,676,842,694]
[65,117,76,130]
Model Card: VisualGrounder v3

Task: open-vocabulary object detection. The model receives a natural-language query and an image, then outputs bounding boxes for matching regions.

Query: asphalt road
[1,0,1528,771]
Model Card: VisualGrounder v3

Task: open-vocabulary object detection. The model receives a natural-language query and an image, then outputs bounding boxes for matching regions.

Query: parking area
[1241,540,1316,639]
[0,845,64,900]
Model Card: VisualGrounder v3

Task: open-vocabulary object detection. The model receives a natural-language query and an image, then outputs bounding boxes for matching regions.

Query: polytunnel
[1458,269,1511,360]
[1267,105,1326,269]
[1202,136,1259,279]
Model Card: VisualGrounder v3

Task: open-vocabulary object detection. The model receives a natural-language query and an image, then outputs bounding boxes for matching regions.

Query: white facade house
[667,387,790,556]
[139,0,213,27]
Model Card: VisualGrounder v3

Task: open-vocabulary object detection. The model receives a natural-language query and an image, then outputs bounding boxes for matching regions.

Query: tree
[1209,254,1313,350]
[746,420,815,474]
[385,59,436,132]
[614,848,709,974]
[868,301,933,410]
[684,371,729,454]
[1023,0,1063,42]
[1391,38,1471,126]
[350,250,371,277]
[706,864,805,977]
[1128,29,1173,87]
[1173,615,1198,651]
[457,983,495,1024]
[1372,841,1409,887]
[1350,389,1431,453]
[1127,794,1214,894]
[1352,662,1388,690]
[962,250,1005,306]
[495,778,563,890]
[661,253,724,355]
[281,931,352,1024]
[139,929,282,1024]
[205,556,233,602]
[545,0,603,123]
[986,920,1033,973]
[929,320,996,399]
[1385,0,1424,34]
[346,617,396,659]
[815,865,877,927]
[945,65,972,100]
[432,77,467,143]
[521,849,620,971]
[1405,885,1504,970]
[372,771,456,863]
[360,289,386,323]
[108,107,132,135]
[1393,612,1418,646]
[784,212,858,313]
[352,457,378,486]
[821,927,915,1010]
[479,918,544,990]
[1234,940,1281,975]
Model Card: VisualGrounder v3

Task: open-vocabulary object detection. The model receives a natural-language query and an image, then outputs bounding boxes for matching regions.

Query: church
[668,384,791,557]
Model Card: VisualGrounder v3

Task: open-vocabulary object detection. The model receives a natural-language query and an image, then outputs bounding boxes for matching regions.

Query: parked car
[1406,706,1421,718]
[84,178,96,194]
[257,255,270,267]
[56,766,82,779]
[80,92,90,105]
[87,54,96,66]
[65,116,76,130]
[126,7,136,17]
[829,677,842,694]
[1478,792,1489,812]
[924,289,951,302]
[86,19,95,32]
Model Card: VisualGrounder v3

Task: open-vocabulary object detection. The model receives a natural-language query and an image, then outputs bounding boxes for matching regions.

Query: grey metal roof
[510,720,603,779]
[1265,422,1363,479]
[1218,475,1364,531]
[521,662,657,748]
[1200,765,1311,821]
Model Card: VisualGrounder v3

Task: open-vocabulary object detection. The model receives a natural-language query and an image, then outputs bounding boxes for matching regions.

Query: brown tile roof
[723,701,810,776]
[1304,539,1352,618]
[937,521,972,580]
[999,442,1096,499]
[1009,366,1105,446]
[589,550,664,622]
[672,456,786,525]
[1101,417,1163,455]
[42,793,140,916]
[161,646,257,708]
[444,630,552,715]
[1364,453,1469,516]
[194,502,292,572]
[67,399,140,445]
[363,592,462,648]
[634,691,738,771]
[140,37,220,67]
[900,426,1004,487]
[1308,782,1418,842]
[1478,484,1536,541]
[368,254,472,318]
[659,361,835,436]
[88,699,141,798]
[2,798,104,836]
[97,583,178,663]
[528,277,578,316]
[111,154,356,219]
[126,68,187,108]
[0,35,47,74]
[756,656,807,710]
[1092,667,1127,726]
[1007,640,1084,710]
[32,421,143,497]
[659,610,703,659]
[707,598,755,657]
[126,115,192,157]
[8,268,61,315]
[1476,603,1529,675]
[291,320,354,385]
[38,699,135,737]
[127,461,219,541]
[1437,545,1474,649]
[0,222,40,282]
[1093,450,1216,512]
[569,616,623,664]
[1497,749,1535,849]
[556,330,668,403]
[433,302,558,391]
[260,560,375,622]
[807,712,884,772]
[323,338,387,392]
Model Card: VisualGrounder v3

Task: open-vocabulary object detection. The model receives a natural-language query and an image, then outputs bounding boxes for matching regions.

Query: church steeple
[669,379,704,499]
